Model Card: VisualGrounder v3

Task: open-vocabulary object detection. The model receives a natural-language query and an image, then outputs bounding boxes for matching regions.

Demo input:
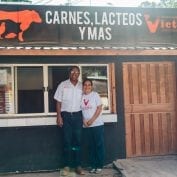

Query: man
[54,66,84,175]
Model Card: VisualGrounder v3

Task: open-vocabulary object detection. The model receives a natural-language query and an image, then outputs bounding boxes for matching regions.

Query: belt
[62,111,81,116]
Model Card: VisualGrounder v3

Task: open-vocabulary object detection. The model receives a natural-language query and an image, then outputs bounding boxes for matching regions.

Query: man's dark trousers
[61,111,83,168]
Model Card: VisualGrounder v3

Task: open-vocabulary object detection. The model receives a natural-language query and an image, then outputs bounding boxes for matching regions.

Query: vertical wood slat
[153,114,160,154]
[150,64,157,104]
[164,64,170,103]
[135,114,141,156]
[123,62,177,157]
[166,113,172,152]
[132,64,139,104]
[159,64,165,103]
[146,64,152,104]
[123,65,128,106]
[155,64,161,103]
[140,114,146,155]
[149,113,154,154]
[127,64,134,104]
[130,114,136,155]
[109,63,116,113]
[141,64,148,104]
[162,113,168,154]
[144,113,150,155]
[158,113,163,154]
[125,113,133,157]
[171,112,177,152]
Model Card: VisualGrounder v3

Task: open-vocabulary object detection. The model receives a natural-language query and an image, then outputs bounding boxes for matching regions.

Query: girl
[81,78,105,174]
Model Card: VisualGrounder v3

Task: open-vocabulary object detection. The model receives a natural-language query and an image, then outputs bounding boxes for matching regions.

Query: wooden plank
[164,63,170,103]
[153,114,160,154]
[166,113,172,152]
[2,49,177,56]
[150,64,157,104]
[132,64,139,104]
[141,64,148,104]
[139,114,146,155]
[171,112,177,152]
[134,114,142,156]
[109,63,116,113]
[143,114,150,155]
[146,64,152,104]
[155,64,161,103]
[127,64,134,104]
[123,64,130,105]
[130,114,136,156]
[169,63,176,104]
[159,63,166,103]
[125,103,175,113]
[148,113,154,154]
[162,113,168,154]
[125,113,132,157]
[158,113,163,154]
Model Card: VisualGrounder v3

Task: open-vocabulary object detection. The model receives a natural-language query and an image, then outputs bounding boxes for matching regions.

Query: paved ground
[113,155,177,177]
[2,155,177,177]
[1,164,122,177]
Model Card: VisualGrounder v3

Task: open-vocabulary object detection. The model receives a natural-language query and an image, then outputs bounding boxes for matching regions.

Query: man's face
[69,67,80,82]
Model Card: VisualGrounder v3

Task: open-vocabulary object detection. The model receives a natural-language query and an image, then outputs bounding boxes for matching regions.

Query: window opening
[48,66,70,112]
[82,66,109,111]
[17,66,44,113]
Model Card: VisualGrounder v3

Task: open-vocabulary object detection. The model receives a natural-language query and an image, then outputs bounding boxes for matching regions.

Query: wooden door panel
[123,62,177,157]
[125,112,177,157]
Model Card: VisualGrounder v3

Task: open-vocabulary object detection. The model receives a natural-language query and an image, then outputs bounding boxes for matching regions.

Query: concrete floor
[114,155,177,177]
[3,155,177,177]
[1,164,122,177]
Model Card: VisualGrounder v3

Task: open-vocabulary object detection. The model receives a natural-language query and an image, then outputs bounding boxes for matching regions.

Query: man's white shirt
[54,79,82,112]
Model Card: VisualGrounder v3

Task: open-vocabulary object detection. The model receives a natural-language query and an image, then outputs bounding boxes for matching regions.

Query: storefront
[0,5,177,173]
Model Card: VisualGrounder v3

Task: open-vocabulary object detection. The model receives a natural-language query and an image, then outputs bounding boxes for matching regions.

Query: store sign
[0,5,177,47]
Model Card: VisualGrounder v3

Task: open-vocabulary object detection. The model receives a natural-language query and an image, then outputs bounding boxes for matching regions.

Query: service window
[0,64,116,116]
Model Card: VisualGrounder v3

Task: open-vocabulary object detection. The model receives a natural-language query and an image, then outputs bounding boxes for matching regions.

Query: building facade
[0,5,177,173]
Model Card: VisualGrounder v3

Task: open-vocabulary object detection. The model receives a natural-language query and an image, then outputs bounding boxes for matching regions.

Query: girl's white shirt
[81,91,104,127]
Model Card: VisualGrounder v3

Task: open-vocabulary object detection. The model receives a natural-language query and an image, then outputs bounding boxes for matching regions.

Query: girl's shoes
[95,168,102,174]
[89,168,102,174]
[89,168,96,173]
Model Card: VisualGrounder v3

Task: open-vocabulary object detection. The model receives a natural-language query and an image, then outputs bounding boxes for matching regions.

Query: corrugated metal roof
[0,46,177,50]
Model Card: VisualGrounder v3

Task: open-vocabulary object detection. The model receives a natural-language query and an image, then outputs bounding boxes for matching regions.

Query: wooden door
[123,62,177,157]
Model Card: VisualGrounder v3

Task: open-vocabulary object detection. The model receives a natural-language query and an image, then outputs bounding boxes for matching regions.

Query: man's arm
[56,101,63,127]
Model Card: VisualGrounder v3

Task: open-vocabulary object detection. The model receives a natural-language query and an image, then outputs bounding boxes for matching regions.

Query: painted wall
[0,124,123,173]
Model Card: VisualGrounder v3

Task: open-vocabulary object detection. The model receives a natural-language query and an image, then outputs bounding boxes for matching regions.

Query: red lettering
[144,14,160,33]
